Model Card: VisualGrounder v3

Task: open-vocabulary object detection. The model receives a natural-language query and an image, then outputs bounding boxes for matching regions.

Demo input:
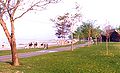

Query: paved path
[0,43,88,62]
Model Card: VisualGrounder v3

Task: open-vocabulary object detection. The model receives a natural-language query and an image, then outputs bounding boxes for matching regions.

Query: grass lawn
[0,42,120,73]
[0,48,43,56]
[0,41,84,56]
[0,45,71,56]
[49,41,85,49]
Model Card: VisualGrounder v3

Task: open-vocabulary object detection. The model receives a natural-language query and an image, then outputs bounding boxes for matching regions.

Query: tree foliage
[76,21,95,39]
[51,3,82,39]
[51,13,72,38]
[74,20,101,41]
[92,26,101,38]
[116,26,120,33]
[73,26,84,40]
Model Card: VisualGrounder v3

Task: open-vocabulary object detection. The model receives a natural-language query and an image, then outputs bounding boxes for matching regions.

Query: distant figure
[44,44,46,49]
[24,45,27,49]
[44,43,48,49]
[46,44,48,49]
[2,42,5,48]
[41,43,43,46]
[29,42,33,48]
[34,42,38,48]
[2,44,4,48]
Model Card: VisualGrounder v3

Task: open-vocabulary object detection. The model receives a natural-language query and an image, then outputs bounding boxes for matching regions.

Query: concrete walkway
[0,43,88,62]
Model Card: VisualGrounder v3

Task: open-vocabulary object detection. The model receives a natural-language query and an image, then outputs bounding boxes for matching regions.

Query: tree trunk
[100,35,102,43]
[106,35,109,55]
[78,35,80,41]
[0,18,19,66]
[71,33,73,51]
[10,39,19,66]
[88,29,91,47]
[95,36,97,45]
[10,18,19,66]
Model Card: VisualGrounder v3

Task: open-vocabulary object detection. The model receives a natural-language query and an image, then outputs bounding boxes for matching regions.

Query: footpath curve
[0,43,88,62]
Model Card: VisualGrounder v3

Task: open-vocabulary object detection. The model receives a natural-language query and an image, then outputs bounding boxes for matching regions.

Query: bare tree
[104,25,112,55]
[0,0,60,66]
[51,13,72,45]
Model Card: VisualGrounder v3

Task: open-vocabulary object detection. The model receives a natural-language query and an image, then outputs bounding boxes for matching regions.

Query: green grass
[48,41,86,49]
[0,41,85,56]
[0,42,120,73]
[0,45,71,56]
[74,40,86,45]
[0,48,43,56]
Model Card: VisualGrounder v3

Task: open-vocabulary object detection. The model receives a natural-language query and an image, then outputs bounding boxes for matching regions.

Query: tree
[116,26,120,30]
[92,26,101,45]
[81,21,94,46]
[104,25,112,55]
[51,3,82,48]
[116,26,120,33]
[0,0,60,66]
[74,27,84,40]
[51,13,72,39]
[75,20,99,46]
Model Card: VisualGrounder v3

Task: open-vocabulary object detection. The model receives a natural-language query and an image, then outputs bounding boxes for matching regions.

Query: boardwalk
[0,43,88,62]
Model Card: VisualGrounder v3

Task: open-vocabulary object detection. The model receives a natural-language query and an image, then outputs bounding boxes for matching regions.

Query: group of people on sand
[28,42,38,48]
[26,42,48,49]
[40,43,48,49]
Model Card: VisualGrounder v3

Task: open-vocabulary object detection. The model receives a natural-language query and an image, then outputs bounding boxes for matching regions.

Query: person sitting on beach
[44,43,48,49]
[2,44,4,48]
[41,43,43,46]
[34,42,38,48]
[29,42,33,48]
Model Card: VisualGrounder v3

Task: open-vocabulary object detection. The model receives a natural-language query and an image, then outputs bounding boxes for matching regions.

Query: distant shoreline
[0,39,78,50]
[0,42,58,50]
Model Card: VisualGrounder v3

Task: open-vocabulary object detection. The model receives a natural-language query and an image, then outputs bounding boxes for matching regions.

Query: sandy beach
[0,41,58,50]
[0,39,78,50]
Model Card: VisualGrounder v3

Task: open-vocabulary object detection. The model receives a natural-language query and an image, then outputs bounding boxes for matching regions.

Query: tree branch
[11,0,21,17]
[0,18,11,43]
[14,0,60,20]
[0,0,8,17]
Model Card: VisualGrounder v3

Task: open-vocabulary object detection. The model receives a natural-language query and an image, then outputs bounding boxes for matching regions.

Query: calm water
[0,39,58,50]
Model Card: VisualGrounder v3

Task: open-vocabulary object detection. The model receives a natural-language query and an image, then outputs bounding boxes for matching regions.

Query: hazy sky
[0,0,120,44]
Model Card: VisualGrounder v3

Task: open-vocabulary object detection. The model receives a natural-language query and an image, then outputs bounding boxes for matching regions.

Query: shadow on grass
[5,61,12,65]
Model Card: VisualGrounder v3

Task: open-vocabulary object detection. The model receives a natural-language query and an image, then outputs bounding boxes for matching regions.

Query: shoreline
[0,39,78,50]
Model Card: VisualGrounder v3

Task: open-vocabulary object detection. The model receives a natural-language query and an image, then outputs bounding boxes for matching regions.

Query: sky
[0,0,120,44]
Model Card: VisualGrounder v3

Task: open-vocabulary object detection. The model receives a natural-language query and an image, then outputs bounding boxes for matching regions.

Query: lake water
[0,39,58,50]
[0,39,77,50]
